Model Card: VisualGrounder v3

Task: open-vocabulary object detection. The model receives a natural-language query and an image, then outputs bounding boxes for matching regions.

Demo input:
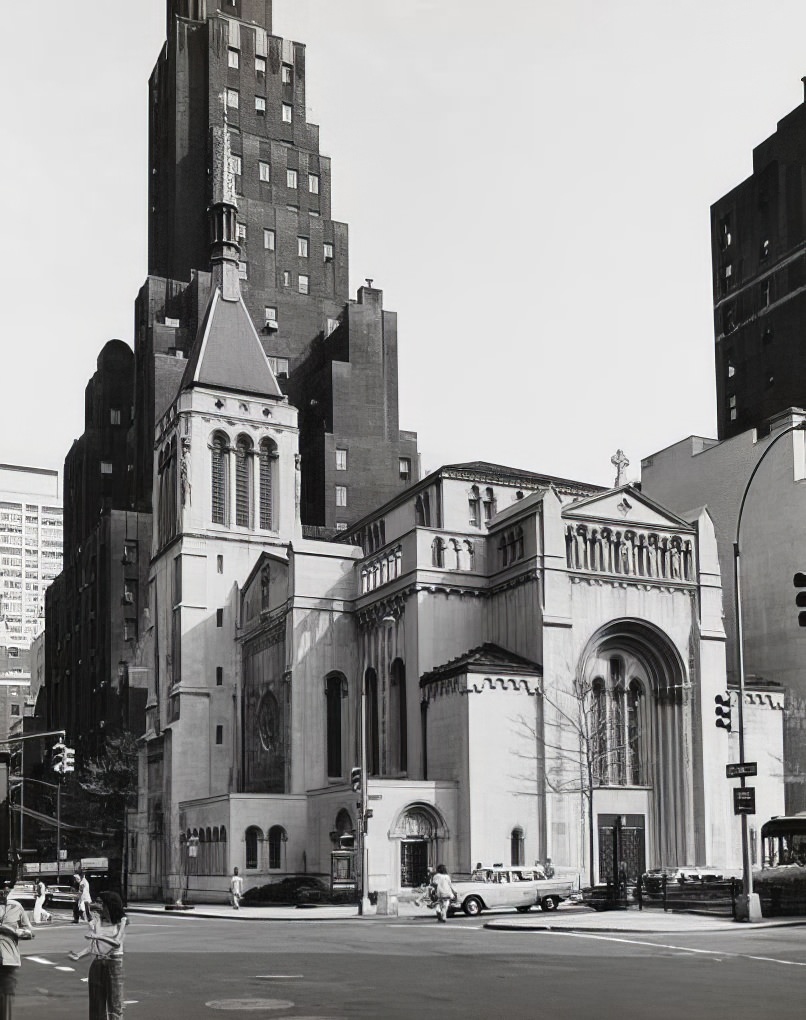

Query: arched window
[483,487,496,521]
[245,826,262,869]
[365,668,380,776]
[515,526,524,560]
[211,432,229,525]
[235,435,253,527]
[431,537,445,568]
[390,659,407,773]
[510,827,525,867]
[259,438,277,530]
[415,495,425,526]
[268,825,286,869]
[627,679,643,785]
[326,673,345,779]
[468,485,481,528]
[591,678,605,785]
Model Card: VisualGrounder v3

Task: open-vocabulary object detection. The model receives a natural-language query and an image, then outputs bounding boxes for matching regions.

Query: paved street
[12,906,806,1019]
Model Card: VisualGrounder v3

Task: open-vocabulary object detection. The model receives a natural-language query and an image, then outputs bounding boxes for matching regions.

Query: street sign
[733,787,756,815]
[726,762,758,779]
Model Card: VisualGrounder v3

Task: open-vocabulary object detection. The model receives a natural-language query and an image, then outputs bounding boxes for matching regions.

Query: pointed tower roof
[181,288,282,398]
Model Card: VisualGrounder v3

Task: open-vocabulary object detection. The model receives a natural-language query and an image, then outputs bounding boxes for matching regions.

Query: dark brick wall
[712,100,806,439]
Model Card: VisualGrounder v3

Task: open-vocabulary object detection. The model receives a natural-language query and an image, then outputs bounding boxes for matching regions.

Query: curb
[484,918,806,934]
[125,905,363,922]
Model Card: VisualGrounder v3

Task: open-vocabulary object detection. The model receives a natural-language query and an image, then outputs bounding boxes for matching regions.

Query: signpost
[726,761,757,779]
[733,787,756,815]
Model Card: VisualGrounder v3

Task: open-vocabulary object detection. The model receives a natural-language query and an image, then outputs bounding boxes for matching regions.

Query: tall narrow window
[390,659,407,773]
[326,673,344,778]
[235,436,253,527]
[211,432,229,525]
[482,487,496,521]
[268,826,286,869]
[510,827,525,867]
[259,439,276,530]
[365,669,380,776]
[591,678,605,785]
[263,228,275,250]
[468,485,481,527]
[286,170,297,189]
[627,680,643,785]
[245,827,261,869]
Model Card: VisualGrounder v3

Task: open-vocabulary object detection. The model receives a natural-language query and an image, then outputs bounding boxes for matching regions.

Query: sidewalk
[125,899,806,932]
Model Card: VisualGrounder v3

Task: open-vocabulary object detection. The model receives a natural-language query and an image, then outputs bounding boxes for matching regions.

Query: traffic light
[714,694,732,731]
[794,572,806,626]
[51,742,66,773]
[350,766,362,792]
[62,747,76,773]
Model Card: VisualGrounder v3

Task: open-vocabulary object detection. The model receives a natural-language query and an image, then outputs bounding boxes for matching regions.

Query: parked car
[447,866,575,917]
[6,883,36,909]
[45,884,79,909]
[641,867,724,897]
[242,876,330,905]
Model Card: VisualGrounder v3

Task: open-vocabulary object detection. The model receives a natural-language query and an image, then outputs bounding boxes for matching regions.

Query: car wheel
[542,896,559,911]
[463,896,483,917]
[515,905,532,913]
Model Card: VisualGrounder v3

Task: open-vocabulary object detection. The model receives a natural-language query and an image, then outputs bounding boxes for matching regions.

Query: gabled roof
[443,461,601,497]
[563,483,695,532]
[420,643,542,686]
[181,289,282,398]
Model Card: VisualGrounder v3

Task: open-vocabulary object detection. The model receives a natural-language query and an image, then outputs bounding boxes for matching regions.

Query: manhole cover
[206,1000,295,1011]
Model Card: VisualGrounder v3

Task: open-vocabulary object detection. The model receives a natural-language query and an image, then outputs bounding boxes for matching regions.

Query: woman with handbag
[68,891,128,1020]
[0,883,34,1020]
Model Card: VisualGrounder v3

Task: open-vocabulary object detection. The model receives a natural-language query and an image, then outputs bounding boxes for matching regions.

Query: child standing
[68,891,128,1020]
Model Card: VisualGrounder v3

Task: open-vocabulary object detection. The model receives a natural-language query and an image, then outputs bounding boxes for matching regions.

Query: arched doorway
[391,804,448,888]
[576,620,693,882]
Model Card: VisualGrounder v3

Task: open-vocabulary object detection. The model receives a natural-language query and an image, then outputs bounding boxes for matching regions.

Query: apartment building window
[326,317,339,336]
[728,394,737,421]
[761,279,770,307]
[255,96,266,115]
[286,168,298,189]
[216,666,223,686]
[110,408,121,425]
[255,55,266,76]
[297,237,309,258]
[282,103,293,123]
[335,449,347,471]
[216,608,224,627]
[259,161,270,183]
[335,486,347,507]
[323,242,334,262]
[238,261,248,280]
[264,306,278,325]
[336,522,347,532]
[217,555,224,574]
[298,274,309,294]
[268,357,289,377]
[399,458,411,481]
[727,361,735,379]
[216,725,223,745]
[281,64,293,84]
[309,173,320,194]
[263,228,275,250]
[719,215,732,249]
[282,270,291,287]
[228,48,240,69]
[236,222,247,243]
[227,88,239,109]
[100,462,113,475]
[230,154,242,176]
[761,238,770,259]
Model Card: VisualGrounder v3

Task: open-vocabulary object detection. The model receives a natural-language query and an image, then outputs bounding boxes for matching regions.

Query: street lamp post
[732,418,806,922]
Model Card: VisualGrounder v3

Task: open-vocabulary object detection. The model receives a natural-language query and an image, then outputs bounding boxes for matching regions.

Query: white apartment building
[0,465,62,650]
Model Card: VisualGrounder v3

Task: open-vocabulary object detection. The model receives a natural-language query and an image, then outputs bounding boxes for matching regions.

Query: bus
[760,813,806,867]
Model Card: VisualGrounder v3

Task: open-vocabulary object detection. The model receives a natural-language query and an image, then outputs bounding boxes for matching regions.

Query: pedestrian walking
[68,891,128,1020]
[0,882,34,1018]
[429,863,457,923]
[32,878,51,925]
[71,874,82,924]
[229,867,243,910]
[77,872,93,922]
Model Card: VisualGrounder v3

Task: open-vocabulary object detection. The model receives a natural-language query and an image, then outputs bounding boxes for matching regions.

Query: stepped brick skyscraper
[711,83,806,440]
[141,0,418,527]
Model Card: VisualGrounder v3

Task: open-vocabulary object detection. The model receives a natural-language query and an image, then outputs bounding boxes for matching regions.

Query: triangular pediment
[563,485,694,532]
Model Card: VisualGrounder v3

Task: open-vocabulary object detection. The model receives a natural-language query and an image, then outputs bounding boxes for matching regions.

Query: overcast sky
[4,0,806,490]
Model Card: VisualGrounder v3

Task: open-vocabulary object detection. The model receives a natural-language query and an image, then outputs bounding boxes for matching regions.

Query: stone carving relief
[565,523,694,582]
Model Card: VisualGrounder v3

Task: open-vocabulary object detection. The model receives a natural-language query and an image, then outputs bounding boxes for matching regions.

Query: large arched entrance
[390,804,448,888]
[577,620,694,882]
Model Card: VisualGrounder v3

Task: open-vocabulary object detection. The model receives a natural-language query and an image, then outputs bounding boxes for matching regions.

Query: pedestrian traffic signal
[714,694,732,731]
[51,742,66,773]
[62,747,76,773]
[794,572,806,626]
[350,766,362,792]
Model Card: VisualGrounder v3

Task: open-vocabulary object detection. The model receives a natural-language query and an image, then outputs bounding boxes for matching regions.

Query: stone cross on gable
[611,449,629,487]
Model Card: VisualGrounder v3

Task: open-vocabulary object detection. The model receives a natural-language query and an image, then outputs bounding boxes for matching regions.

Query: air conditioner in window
[265,319,279,332]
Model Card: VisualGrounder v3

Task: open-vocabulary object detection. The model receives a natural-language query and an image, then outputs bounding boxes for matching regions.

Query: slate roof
[181,289,282,398]
[420,643,543,686]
